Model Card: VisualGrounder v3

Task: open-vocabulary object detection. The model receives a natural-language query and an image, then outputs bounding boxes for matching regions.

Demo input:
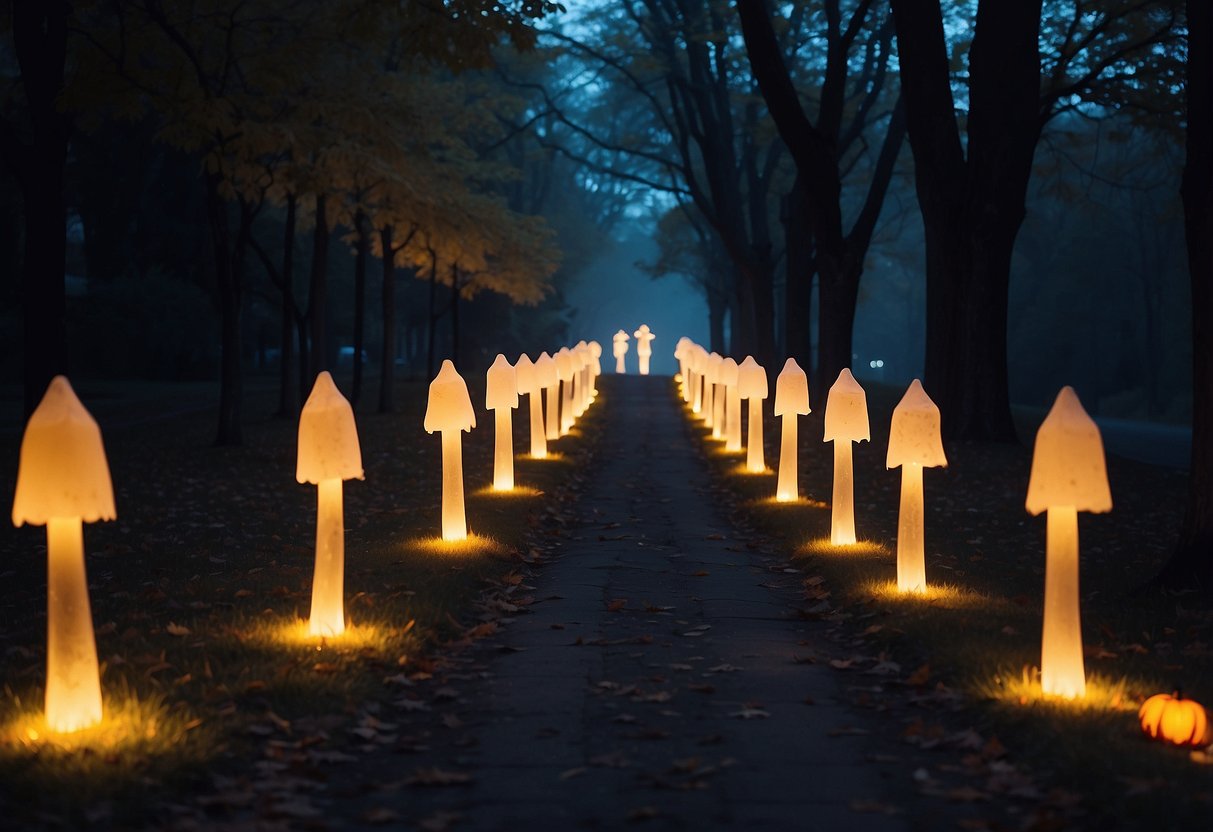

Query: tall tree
[890,0,1176,440]
[888,0,1042,441]
[736,0,906,397]
[514,0,790,365]
[1161,0,1213,591]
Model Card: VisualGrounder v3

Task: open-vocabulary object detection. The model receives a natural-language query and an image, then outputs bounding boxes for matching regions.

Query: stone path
[370,376,907,830]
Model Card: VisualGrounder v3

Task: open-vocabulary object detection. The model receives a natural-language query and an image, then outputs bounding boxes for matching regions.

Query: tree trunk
[736,0,905,400]
[816,257,861,403]
[9,2,71,416]
[450,266,461,368]
[426,254,438,378]
[943,0,1039,441]
[205,172,242,446]
[275,193,297,417]
[749,253,776,369]
[782,176,813,373]
[350,209,368,407]
[296,307,309,410]
[1159,0,1213,591]
[891,0,1038,442]
[308,193,329,381]
[707,291,727,355]
[378,225,396,414]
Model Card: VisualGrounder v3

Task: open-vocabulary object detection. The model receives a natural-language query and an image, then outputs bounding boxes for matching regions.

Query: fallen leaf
[166,622,191,637]
[361,808,400,825]
[418,811,464,832]
[946,786,990,802]
[590,751,630,768]
[406,767,473,786]
[627,806,661,822]
[730,708,770,720]
[849,800,901,815]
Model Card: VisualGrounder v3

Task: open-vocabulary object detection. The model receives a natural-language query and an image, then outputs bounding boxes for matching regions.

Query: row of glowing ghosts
[9,339,607,734]
[611,325,656,375]
[673,336,1111,702]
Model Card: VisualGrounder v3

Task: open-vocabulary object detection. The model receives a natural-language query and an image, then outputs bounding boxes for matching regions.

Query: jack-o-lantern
[1138,691,1209,747]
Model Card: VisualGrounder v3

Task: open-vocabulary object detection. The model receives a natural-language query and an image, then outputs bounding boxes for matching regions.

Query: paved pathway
[379,376,906,830]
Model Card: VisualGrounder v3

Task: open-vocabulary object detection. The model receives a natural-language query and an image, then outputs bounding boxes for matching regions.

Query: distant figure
[613,330,630,373]
[634,324,656,375]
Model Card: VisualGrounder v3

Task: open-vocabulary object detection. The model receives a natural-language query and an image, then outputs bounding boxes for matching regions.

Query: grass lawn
[686,378,1213,829]
[0,373,600,828]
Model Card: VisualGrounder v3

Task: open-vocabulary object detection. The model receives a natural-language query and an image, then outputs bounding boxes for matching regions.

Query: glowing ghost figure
[297,371,364,637]
[588,340,603,399]
[12,376,114,733]
[555,347,577,435]
[773,358,811,501]
[690,345,707,415]
[886,380,947,593]
[486,354,519,490]
[536,351,560,442]
[823,369,869,546]
[424,360,476,541]
[613,330,630,374]
[514,353,546,459]
[720,357,742,452]
[737,356,768,473]
[674,337,693,403]
[574,342,591,416]
[634,324,656,375]
[1026,386,1112,700]
[708,352,725,437]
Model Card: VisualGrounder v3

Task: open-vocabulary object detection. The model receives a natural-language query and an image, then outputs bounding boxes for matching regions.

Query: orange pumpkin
[1138,691,1209,747]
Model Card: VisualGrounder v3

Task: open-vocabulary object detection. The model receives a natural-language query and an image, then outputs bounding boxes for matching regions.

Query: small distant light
[869,360,877,369]
[876,359,885,368]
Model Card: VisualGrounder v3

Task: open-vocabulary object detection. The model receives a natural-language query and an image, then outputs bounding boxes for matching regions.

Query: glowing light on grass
[798,537,889,558]
[514,353,547,460]
[1026,386,1112,700]
[859,579,989,610]
[474,485,543,499]
[634,324,655,375]
[738,356,768,473]
[296,372,364,639]
[886,380,946,594]
[774,358,810,501]
[613,329,630,373]
[536,351,560,443]
[405,533,510,558]
[754,495,829,510]
[424,360,476,541]
[486,354,519,491]
[0,687,197,756]
[12,376,114,734]
[823,369,870,546]
[977,669,1137,713]
[254,617,395,651]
